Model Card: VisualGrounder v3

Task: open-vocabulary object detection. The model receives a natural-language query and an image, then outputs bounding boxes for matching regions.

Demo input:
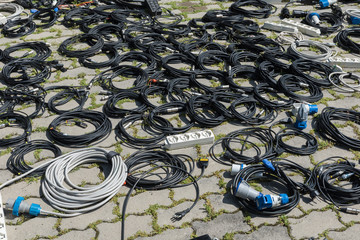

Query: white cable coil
[328,72,360,92]
[276,31,304,45]
[345,9,360,19]
[0,148,127,217]
[288,40,336,61]
[0,3,24,25]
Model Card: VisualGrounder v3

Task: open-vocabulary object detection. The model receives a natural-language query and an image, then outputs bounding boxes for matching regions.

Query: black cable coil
[47,110,112,148]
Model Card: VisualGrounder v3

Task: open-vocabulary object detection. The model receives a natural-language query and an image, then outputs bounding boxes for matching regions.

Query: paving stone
[2,180,41,198]
[192,213,251,238]
[207,193,240,212]
[136,228,193,240]
[6,216,58,240]
[119,190,172,214]
[289,210,344,239]
[157,200,207,227]
[45,229,96,240]
[234,225,291,240]
[60,201,117,230]
[327,224,360,240]
[97,215,153,240]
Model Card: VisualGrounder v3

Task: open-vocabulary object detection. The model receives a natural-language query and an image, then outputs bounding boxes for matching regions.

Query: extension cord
[262,21,298,33]
[0,193,7,240]
[281,19,321,37]
[164,130,214,150]
[326,57,360,68]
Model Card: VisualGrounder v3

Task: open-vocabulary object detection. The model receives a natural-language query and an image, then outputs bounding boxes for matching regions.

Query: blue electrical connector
[255,193,289,210]
[6,196,41,217]
[292,103,318,130]
[319,0,337,8]
[262,159,275,171]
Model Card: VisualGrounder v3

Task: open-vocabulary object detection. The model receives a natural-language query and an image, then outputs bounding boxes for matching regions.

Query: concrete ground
[0,0,360,239]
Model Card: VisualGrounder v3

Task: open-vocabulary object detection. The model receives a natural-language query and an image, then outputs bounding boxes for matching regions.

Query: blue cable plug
[263,159,275,171]
[6,196,41,217]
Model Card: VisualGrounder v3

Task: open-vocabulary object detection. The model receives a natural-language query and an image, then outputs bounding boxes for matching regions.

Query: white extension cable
[276,31,304,45]
[0,148,127,217]
[328,72,360,93]
[288,40,336,62]
[0,3,24,25]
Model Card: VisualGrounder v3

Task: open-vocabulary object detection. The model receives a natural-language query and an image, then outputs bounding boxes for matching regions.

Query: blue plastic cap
[29,203,41,216]
[54,7,59,12]
[263,159,275,171]
[255,194,273,210]
[280,194,289,205]
[12,196,25,216]
[350,16,360,25]
[319,0,329,8]
[234,178,243,194]
[30,9,38,13]
[309,12,320,20]
[294,120,307,130]
[308,104,318,115]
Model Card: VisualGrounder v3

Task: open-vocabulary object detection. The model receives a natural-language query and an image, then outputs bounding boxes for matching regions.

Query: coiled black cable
[312,157,360,206]
[2,41,51,63]
[275,128,318,155]
[114,114,165,149]
[0,111,31,148]
[46,86,89,114]
[254,83,294,109]
[1,59,52,86]
[7,140,61,176]
[230,0,277,18]
[58,33,104,58]
[209,127,276,165]
[232,162,299,216]
[291,59,333,87]
[148,101,194,134]
[2,18,36,38]
[334,28,360,54]
[187,94,226,127]
[98,65,148,93]
[102,91,148,118]
[277,74,323,103]
[47,110,112,148]
[315,107,360,150]
[78,46,119,69]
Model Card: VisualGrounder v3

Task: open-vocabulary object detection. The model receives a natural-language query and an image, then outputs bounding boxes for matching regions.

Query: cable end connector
[199,158,209,168]
[171,209,190,222]
[340,207,360,215]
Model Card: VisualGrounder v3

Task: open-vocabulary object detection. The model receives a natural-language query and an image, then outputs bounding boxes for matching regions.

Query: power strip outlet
[164,130,215,150]
[326,57,360,68]
[0,193,7,240]
[281,19,321,37]
[262,22,298,33]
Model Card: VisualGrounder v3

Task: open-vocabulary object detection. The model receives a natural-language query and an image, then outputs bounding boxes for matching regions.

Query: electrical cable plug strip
[2,148,127,217]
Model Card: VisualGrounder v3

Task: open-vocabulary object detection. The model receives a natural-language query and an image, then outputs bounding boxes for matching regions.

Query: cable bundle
[230,0,277,19]
[303,12,343,35]
[275,128,318,155]
[315,107,360,150]
[334,28,360,54]
[2,41,51,63]
[7,140,61,176]
[232,161,300,216]
[47,110,112,148]
[0,111,31,147]
[312,157,360,206]
[209,127,276,165]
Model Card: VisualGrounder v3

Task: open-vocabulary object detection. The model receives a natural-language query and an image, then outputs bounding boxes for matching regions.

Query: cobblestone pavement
[1,0,360,240]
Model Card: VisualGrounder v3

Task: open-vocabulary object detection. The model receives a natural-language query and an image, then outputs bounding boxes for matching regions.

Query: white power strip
[262,22,298,33]
[164,130,215,150]
[326,57,360,68]
[0,193,7,240]
[281,19,321,37]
